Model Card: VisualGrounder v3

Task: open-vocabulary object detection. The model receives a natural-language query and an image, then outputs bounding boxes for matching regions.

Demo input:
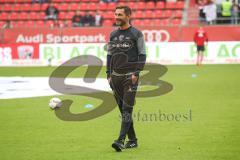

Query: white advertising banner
[39,43,107,66]
[1,42,239,66]
[39,42,240,65]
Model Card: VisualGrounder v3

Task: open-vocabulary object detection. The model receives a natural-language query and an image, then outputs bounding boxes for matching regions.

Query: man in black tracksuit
[106,6,146,152]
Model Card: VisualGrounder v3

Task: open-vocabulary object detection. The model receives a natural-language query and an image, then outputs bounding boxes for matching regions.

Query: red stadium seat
[143,19,153,26]
[32,4,41,11]
[39,12,46,20]
[59,12,66,20]
[164,10,173,18]
[65,11,75,20]
[161,19,170,26]
[171,18,181,25]
[18,12,29,20]
[78,11,85,16]
[166,2,176,9]
[9,12,18,20]
[59,3,69,11]
[29,12,37,20]
[30,12,45,20]
[79,3,88,11]
[155,10,164,18]
[46,20,54,27]
[36,20,45,27]
[103,20,113,26]
[89,11,95,16]
[26,21,35,27]
[40,3,49,11]
[132,10,143,19]
[98,2,107,10]
[12,4,22,12]
[145,10,155,19]
[103,11,114,19]
[52,3,59,7]
[175,10,183,18]
[89,3,97,11]
[11,21,19,28]
[22,4,31,12]
[17,21,25,27]
[2,4,12,11]
[176,1,184,9]
[131,19,141,26]
[98,11,104,16]
[0,13,9,21]
[69,3,79,11]
[135,2,145,10]
[107,2,116,10]
[31,12,45,20]
[156,1,165,10]
[146,2,155,10]
[128,2,136,10]
[153,19,161,26]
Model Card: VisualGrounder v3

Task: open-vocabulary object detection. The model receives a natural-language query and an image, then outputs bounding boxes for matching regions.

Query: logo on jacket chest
[109,35,134,52]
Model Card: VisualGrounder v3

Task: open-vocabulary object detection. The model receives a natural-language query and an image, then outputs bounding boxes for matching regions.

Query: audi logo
[142,30,170,42]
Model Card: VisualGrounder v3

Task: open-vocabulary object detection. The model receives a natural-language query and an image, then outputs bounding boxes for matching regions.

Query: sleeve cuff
[106,71,110,79]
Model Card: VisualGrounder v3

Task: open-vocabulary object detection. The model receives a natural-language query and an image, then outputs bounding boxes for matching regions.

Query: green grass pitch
[0,65,239,160]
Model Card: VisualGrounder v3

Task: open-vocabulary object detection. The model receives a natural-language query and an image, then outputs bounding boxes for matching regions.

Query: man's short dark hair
[115,6,132,16]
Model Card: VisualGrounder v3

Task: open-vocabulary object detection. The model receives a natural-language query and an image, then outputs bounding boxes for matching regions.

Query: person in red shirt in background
[194,26,208,66]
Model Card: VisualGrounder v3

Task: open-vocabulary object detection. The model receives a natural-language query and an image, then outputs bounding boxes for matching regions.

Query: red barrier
[1,26,240,44]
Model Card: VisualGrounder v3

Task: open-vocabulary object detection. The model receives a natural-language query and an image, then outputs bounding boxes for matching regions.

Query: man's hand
[131,74,138,84]
[108,77,111,84]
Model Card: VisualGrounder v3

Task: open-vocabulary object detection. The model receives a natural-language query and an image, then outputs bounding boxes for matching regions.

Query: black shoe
[111,140,125,152]
[125,140,138,149]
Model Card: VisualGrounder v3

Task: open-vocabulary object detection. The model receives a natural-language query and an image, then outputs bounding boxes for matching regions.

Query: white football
[49,97,62,109]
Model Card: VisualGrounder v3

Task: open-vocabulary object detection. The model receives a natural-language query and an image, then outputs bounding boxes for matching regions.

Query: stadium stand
[0,0,185,28]
[188,0,240,25]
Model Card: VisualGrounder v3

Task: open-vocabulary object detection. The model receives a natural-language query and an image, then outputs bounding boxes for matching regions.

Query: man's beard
[116,19,126,26]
